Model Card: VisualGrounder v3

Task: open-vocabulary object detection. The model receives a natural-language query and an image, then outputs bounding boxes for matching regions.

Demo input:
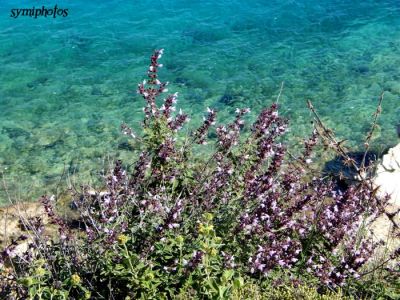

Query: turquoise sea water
[0,0,399,204]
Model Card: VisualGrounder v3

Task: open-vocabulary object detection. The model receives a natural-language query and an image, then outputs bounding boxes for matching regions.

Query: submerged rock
[1,126,31,139]
[27,76,49,89]
[323,151,378,189]
[117,140,134,151]
[352,65,370,75]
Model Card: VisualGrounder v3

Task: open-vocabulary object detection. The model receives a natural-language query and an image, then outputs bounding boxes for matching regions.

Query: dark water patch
[219,93,235,105]
[117,141,134,151]
[323,150,385,189]
[2,126,31,139]
[67,160,81,175]
[27,77,49,89]
[332,83,346,98]
[207,131,217,140]
[26,160,45,175]
[182,28,227,45]
[44,138,64,150]
[270,66,286,77]
[351,65,370,75]
[91,86,103,96]
[219,84,245,106]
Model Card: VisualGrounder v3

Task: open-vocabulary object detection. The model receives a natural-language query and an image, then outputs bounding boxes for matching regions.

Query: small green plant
[17,258,91,300]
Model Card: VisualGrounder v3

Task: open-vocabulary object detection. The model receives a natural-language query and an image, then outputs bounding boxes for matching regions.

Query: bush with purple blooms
[0,50,399,299]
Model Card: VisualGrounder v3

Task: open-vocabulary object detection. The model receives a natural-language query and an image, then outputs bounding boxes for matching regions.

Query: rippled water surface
[0,0,400,203]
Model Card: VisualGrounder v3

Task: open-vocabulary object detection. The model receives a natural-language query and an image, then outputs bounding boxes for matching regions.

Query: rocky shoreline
[369,142,400,256]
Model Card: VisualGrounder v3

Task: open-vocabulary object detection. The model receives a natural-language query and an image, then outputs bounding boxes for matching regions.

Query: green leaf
[233,276,244,289]
[221,269,234,283]
[218,285,228,299]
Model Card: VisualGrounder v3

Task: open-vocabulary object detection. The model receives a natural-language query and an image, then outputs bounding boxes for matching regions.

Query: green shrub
[0,50,398,299]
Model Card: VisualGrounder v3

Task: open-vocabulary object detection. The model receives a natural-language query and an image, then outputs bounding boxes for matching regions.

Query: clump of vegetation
[0,50,399,299]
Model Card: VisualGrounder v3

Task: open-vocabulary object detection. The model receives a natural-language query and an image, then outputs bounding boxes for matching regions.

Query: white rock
[374,143,400,206]
[369,142,400,258]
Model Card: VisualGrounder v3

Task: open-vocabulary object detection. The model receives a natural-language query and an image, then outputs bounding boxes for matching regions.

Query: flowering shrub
[0,50,399,299]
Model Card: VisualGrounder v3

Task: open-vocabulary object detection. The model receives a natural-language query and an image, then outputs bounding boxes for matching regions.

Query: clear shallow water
[0,0,400,204]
